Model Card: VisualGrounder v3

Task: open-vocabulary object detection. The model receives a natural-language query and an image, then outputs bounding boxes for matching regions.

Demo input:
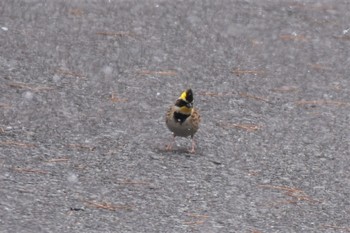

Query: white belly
[166,117,196,138]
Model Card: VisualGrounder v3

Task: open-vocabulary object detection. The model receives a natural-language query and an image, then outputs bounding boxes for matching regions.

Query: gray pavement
[1,1,350,232]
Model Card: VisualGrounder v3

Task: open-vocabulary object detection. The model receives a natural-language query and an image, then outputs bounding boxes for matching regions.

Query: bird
[165,89,200,153]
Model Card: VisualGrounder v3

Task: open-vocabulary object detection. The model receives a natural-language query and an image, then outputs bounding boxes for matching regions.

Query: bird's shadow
[155,146,200,156]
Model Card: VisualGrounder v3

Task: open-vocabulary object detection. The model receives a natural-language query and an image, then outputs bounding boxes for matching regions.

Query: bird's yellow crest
[179,91,187,101]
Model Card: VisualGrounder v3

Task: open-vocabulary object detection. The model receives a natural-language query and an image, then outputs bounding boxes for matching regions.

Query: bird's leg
[166,134,175,151]
[188,136,196,154]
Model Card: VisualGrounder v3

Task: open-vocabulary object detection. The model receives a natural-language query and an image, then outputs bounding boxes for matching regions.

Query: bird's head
[174,89,194,114]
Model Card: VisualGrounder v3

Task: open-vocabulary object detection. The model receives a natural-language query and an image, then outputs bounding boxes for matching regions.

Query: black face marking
[185,89,193,103]
[173,111,190,124]
[175,99,188,107]
[186,102,193,108]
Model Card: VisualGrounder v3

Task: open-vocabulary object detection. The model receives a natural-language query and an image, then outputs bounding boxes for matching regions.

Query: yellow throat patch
[179,106,192,114]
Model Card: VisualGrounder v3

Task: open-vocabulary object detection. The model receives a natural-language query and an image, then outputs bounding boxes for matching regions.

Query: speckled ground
[1,1,350,232]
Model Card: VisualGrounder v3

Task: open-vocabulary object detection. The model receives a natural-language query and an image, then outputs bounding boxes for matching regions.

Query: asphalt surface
[1,1,350,232]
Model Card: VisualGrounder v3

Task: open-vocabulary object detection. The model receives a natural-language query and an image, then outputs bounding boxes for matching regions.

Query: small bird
[165,89,200,153]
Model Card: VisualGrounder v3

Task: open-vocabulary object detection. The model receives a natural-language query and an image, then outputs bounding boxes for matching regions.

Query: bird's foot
[188,148,195,154]
[165,144,173,151]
